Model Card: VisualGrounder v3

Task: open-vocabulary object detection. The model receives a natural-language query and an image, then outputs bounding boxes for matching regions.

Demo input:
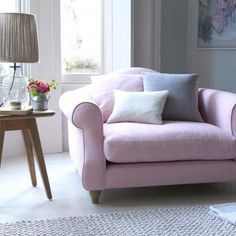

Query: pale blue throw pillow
[143,72,203,122]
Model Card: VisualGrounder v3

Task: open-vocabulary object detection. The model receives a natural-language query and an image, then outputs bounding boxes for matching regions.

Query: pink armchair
[59,68,236,203]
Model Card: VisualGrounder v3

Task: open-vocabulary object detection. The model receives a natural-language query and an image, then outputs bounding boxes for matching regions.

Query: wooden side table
[0,110,55,200]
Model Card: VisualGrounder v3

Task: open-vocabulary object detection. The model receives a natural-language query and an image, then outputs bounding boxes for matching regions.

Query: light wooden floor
[1,152,236,223]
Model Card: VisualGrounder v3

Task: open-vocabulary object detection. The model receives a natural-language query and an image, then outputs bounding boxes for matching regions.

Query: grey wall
[132,0,188,73]
[132,0,157,70]
[187,0,236,93]
[133,0,236,93]
[161,0,187,73]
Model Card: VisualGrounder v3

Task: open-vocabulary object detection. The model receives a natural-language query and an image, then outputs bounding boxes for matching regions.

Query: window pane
[61,0,102,74]
[0,0,18,12]
[0,0,19,79]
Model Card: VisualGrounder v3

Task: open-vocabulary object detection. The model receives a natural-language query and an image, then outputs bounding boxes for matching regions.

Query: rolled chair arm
[198,88,236,136]
[59,85,93,122]
[59,85,106,190]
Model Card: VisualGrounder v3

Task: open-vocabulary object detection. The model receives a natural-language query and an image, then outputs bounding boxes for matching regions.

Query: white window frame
[61,0,104,85]
[0,0,29,79]
[61,0,132,85]
[18,0,29,12]
[20,0,31,77]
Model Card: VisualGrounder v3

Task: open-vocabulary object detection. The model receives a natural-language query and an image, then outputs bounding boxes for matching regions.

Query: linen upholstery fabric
[71,101,106,190]
[59,63,236,202]
[107,90,168,124]
[59,85,106,190]
[92,74,144,122]
[58,85,93,122]
[143,72,203,122]
[198,88,236,136]
[103,121,236,163]
[106,160,236,189]
[0,13,39,62]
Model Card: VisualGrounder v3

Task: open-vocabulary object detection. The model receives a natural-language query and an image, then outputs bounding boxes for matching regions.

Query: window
[0,1,18,12]
[0,0,29,79]
[0,0,18,78]
[60,0,102,81]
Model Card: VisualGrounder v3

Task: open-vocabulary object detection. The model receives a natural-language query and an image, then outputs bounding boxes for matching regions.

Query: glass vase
[2,66,29,108]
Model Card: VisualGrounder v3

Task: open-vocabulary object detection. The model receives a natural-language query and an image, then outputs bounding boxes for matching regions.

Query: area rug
[1,205,236,236]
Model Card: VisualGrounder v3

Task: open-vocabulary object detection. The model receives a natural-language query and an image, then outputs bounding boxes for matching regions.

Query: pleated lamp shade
[0,13,39,63]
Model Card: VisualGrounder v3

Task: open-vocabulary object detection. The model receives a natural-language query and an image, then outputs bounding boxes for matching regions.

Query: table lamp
[0,13,39,108]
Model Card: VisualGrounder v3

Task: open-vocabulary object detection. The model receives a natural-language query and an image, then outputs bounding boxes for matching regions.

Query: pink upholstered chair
[59,68,236,203]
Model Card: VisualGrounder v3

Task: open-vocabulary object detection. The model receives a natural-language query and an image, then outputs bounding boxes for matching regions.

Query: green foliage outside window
[64,57,99,73]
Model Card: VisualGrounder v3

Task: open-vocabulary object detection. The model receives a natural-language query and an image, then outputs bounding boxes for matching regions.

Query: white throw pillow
[107,90,168,124]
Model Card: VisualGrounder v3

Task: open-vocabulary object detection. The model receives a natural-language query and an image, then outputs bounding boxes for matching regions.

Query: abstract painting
[198,0,236,48]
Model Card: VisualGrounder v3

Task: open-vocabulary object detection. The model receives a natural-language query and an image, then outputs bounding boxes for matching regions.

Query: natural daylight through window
[0,0,28,79]
[60,0,102,75]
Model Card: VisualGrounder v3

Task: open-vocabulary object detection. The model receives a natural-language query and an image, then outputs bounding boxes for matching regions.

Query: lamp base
[2,66,29,108]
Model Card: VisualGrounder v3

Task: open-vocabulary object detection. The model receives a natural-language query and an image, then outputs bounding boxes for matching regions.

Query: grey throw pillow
[143,72,203,122]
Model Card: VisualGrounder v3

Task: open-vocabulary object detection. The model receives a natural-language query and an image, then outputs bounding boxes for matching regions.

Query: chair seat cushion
[103,121,236,163]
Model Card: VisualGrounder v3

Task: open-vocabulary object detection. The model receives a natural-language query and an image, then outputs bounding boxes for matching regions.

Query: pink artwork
[198,0,236,48]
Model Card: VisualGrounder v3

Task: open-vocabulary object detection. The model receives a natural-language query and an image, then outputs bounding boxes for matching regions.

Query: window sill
[61,72,100,85]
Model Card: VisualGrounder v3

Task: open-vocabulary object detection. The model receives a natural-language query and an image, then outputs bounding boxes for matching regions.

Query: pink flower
[28,79,57,97]
[37,81,50,93]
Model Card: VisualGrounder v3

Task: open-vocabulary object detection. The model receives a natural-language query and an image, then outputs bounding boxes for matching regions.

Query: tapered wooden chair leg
[89,190,101,204]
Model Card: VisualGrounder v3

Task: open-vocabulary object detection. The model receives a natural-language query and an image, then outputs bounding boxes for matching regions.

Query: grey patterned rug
[1,205,236,236]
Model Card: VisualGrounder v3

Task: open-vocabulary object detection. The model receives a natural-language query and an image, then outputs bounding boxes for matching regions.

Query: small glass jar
[2,66,29,108]
[9,100,22,110]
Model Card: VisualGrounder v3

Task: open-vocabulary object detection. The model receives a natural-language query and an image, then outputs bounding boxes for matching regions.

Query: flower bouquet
[27,79,57,110]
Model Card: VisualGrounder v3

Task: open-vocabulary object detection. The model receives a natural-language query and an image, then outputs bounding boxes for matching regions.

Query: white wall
[30,0,62,153]
[187,0,236,93]
[2,0,63,158]
[2,132,25,158]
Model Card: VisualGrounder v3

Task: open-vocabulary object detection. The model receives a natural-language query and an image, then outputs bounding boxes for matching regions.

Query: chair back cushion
[143,72,203,122]
[92,67,155,122]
